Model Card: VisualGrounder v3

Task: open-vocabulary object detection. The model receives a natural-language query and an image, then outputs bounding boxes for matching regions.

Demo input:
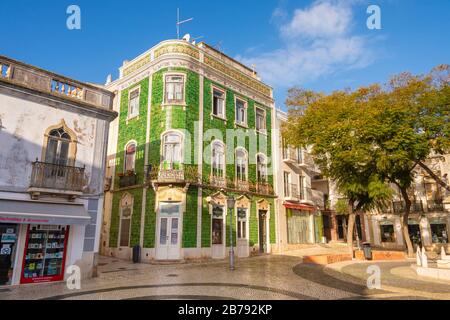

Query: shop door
[0,224,18,286]
[236,208,249,258]
[258,210,268,253]
[156,203,181,261]
[211,205,225,259]
[287,212,310,244]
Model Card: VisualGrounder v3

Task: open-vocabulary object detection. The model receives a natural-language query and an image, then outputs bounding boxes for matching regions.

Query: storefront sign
[0,216,50,224]
[1,233,16,243]
[20,225,70,284]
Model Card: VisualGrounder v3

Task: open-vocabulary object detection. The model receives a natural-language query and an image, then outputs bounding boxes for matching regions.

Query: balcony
[298,150,315,169]
[28,161,86,200]
[0,55,114,110]
[283,147,298,164]
[235,180,250,192]
[257,182,273,195]
[210,175,227,188]
[146,164,202,188]
[118,173,138,188]
[392,201,424,214]
[427,199,445,212]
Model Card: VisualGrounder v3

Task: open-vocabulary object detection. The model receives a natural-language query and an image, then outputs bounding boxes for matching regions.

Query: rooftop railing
[0,56,114,110]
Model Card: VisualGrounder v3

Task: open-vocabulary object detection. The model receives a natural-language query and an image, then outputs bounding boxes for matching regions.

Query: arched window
[45,128,72,166]
[257,154,268,183]
[124,142,136,172]
[119,194,133,247]
[212,141,225,178]
[162,132,183,170]
[235,148,248,182]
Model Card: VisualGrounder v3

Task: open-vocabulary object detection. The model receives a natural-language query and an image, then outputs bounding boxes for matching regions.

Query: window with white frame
[235,98,247,126]
[128,88,140,119]
[119,200,133,247]
[237,208,247,240]
[162,132,183,170]
[283,172,291,197]
[256,107,266,132]
[236,148,248,182]
[212,88,225,118]
[212,141,225,178]
[257,154,268,183]
[165,75,185,104]
[124,142,137,172]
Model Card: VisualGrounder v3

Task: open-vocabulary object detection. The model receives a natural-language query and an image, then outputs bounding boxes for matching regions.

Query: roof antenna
[177,8,194,40]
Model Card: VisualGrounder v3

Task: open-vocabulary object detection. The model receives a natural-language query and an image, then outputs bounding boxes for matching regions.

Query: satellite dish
[182,34,191,42]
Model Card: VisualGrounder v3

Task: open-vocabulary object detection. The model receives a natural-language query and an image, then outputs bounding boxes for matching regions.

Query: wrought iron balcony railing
[118,173,138,188]
[392,200,424,214]
[210,175,227,188]
[29,161,86,193]
[235,179,250,192]
[283,147,298,163]
[256,182,273,195]
[427,199,445,212]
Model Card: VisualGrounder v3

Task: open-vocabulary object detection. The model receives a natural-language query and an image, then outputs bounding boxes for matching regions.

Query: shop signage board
[20,225,70,284]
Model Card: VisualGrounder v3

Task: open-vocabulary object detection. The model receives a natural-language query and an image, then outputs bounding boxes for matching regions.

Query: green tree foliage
[283,65,449,256]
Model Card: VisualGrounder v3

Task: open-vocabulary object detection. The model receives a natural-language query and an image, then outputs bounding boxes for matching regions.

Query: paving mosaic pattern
[1,246,449,300]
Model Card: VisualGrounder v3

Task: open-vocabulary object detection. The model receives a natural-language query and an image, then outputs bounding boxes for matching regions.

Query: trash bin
[363,242,372,260]
[132,245,141,263]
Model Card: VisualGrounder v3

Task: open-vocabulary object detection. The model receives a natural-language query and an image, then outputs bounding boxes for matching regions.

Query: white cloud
[281,1,352,39]
[237,0,374,88]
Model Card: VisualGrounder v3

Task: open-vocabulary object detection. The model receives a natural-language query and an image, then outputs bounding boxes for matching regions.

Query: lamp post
[227,196,236,271]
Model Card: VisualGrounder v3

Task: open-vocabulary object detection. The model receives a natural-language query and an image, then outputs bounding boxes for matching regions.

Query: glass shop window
[380,224,396,243]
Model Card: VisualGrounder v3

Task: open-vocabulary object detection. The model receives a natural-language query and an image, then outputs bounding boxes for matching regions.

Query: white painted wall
[0,93,107,193]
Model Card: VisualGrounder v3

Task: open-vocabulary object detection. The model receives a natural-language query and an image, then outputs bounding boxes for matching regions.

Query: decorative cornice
[123,54,151,77]
[118,42,273,102]
[154,43,200,60]
[203,55,271,98]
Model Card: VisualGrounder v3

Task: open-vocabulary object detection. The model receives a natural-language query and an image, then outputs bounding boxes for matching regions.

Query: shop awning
[0,199,91,226]
[283,202,315,212]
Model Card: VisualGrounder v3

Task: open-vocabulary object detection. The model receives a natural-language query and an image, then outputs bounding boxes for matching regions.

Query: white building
[0,56,116,286]
[274,110,325,252]
[365,154,450,252]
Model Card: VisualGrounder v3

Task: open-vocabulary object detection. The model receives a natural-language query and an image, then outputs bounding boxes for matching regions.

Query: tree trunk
[400,188,415,257]
[418,161,450,192]
[346,201,356,256]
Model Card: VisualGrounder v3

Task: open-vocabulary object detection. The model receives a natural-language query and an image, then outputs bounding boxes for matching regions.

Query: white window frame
[127,87,140,120]
[211,85,227,120]
[237,207,248,240]
[163,73,186,105]
[161,131,184,170]
[235,147,248,182]
[283,171,291,197]
[211,140,226,178]
[234,96,247,127]
[124,140,137,173]
[255,106,267,133]
[256,153,268,183]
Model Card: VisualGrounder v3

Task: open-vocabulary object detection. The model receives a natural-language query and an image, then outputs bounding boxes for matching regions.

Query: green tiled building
[102,39,277,261]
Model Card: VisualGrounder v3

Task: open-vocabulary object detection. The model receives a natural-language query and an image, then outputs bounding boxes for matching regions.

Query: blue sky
[1,0,449,109]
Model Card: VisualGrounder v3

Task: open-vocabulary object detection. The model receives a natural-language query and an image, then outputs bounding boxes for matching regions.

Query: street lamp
[227,196,236,271]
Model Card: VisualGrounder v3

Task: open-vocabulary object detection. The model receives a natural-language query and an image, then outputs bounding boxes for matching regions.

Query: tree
[284,65,449,257]
[283,85,392,254]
